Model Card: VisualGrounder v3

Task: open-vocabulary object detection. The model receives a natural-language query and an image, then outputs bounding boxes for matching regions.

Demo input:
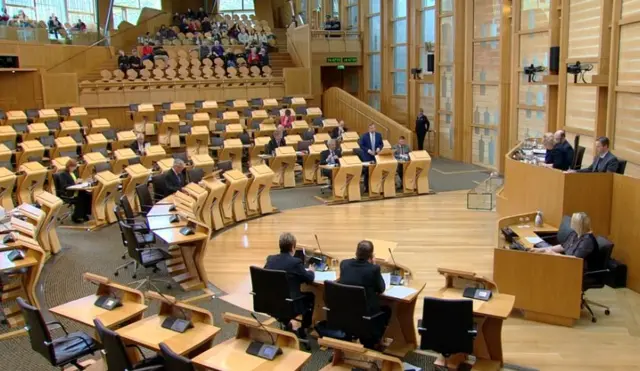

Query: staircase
[78,57,117,82]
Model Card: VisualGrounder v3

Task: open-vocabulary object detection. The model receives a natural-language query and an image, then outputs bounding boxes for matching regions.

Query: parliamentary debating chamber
[1,0,640,370]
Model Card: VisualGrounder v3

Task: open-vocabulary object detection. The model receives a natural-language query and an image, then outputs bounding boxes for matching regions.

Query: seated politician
[57,158,92,224]
[267,126,287,155]
[338,240,391,350]
[567,136,619,173]
[264,233,315,339]
[554,130,574,167]
[320,139,342,188]
[533,212,599,271]
[130,132,148,155]
[165,158,186,195]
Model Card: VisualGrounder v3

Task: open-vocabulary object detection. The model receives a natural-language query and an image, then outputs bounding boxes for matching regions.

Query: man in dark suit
[320,139,342,188]
[415,108,430,151]
[264,233,315,338]
[338,240,391,350]
[359,123,384,192]
[553,130,574,170]
[129,132,147,155]
[165,158,186,195]
[267,126,287,155]
[571,136,619,173]
[330,120,347,140]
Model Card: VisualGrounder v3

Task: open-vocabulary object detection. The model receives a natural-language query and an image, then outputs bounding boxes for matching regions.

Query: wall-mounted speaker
[427,54,435,73]
[549,47,560,74]
[0,55,19,69]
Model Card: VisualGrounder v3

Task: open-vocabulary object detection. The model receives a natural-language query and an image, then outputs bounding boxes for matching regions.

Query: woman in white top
[237,29,250,45]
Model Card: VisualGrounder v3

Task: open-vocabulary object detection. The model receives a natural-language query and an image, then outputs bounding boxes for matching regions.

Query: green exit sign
[326,57,358,63]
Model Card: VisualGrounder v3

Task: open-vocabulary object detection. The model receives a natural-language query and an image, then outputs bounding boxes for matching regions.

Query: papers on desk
[313,271,337,283]
[382,273,391,288]
[384,285,418,299]
[67,182,91,190]
[525,236,544,244]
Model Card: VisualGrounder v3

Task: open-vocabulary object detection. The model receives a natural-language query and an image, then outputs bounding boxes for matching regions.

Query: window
[368,15,380,51]
[346,0,358,30]
[112,0,161,26]
[393,72,407,95]
[3,0,97,25]
[219,0,255,13]
[393,46,407,69]
[368,94,381,110]
[393,0,406,18]
[422,8,435,43]
[369,0,380,14]
[369,54,381,90]
[393,19,406,43]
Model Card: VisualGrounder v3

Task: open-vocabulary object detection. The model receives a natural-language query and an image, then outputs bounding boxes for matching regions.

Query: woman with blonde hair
[57,158,92,223]
[535,212,599,270]
[541,132,570,170]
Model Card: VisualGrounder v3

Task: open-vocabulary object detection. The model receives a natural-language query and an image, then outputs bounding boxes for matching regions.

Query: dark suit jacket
[330,126,346,139]
[338,258,385,314]
[577,151,619,173]
[267,136,286,155]
[560,140,575,168]
[57,171,77,198]
[545,143,572,171]
[359,132,383,162]
[320,148,342,165]
[415,114,430,135]
[129,141,147,155]
[562,231,599,271]
[264,253,314,300]
[165,169,185,195]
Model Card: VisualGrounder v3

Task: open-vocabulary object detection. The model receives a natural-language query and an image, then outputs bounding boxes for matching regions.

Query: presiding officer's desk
[494,212,583,327]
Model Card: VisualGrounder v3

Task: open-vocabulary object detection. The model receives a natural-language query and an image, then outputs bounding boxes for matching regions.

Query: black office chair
[120,196,151,232]
[417,297,476,368]
[270,108,281,117]
[18,297,99,370]
[250,267,305,329]
[25,109,39,119]
[217,160,233,173]
[45,120,61,131]
[282,96,292,106]
[582,236,614,323]
[94,147,109,157]
[135,184,155,216]
[294,106,307,117]
[151,174,168,202]
[572,146,586,170]
[0,160,13,172]
[59,150,78,159]
[185,112,194,121]
[539,215,573,246]
[312,117,324,127]
[225,99,235,107]
[128,157,141,165]
[187,168,204,183]
[239,132,252,145]
[251,121,261,130]
[94,319,163,371]
[120,221,173,290]
[71,132,84,145]
[52,172,75,224]
[215,123,226,132]
[321,281,386,349]
[94,162,112,174]
[159,342,195,371]
[250,98,263,108]
[616,160,627,175]
[211,136,225,148]
[14,122,28,134]
[297,140,312,152]
[302,130,315,141]
[172,152,189,163]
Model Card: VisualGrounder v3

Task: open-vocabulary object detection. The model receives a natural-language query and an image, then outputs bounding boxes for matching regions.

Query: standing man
[359,123,383,192]
[264,233,315,339]
[415,108,430,151]
[165,158,186,195]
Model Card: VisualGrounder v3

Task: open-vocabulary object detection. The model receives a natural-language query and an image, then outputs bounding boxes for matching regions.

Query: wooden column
[498,0,513,173]
[453,0,466,161]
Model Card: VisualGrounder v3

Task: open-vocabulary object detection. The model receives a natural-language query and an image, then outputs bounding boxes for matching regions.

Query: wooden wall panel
[41,74,79,108]
[0,72,42,110]
[621,0,640,17]
[473,0,501,39]
[618,22,640,86]
[565,85,598,131]
[283,67,312,96]
[520,0,550,29]
[609,174,640,292]
[567,0,602,59]
[473,41,501,82]
[614,93,640,161]
[389,97,408,125]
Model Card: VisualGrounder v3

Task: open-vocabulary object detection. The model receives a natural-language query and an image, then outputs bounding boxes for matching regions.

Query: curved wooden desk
[122,164,151,214]
[91,170,121,229]
[368,154,398,198]
[331,156,363,202]
[221,170,248,224]
[114,130,136,151]
[402,150,431,195]
[270,146,297,188]
[17,140,44,168]
[0,167,16,210]
[302,143,327,185]
[220,139,243,171]
[246,165,275,217]
[16,161,47,205]
[34,191,63,255]
[80,152,109,180]
[200,178,226,231]
[112,148,138,175]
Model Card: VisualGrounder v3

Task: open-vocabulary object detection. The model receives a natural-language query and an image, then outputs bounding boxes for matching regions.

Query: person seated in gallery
[541,132,570,171]
[566,136,619,173]
[320,139,342,188]
[247,47,260,66]
[117,50,129,72]
[73,19,86,32]
[128,48,141,71]
[165,158,186,195]
[533,212,599,271]
[280,109,294,129]
[338,240,391,350]
[211,40,225,58]
[57,159,92,224]
[258,47,270,67]
[264,232,315,339]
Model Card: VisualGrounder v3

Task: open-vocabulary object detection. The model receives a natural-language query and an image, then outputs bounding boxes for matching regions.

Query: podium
[63,107,88,126]
[163,102,186,117]
[51,136,78,159]
[24,123,49,141]
[191,154,215,174]
[83,133,108,154]
[402,150,431,195]
[80,152,109,179]
[122,164,151,213]
[91,170,121,229]
[250,137,271,166]
[186,126,209,157]
[302,143,327,184]
[270,146,297,188]
[190,112,211,129]
[113,130,136,151]
[333,156,362,202]
[16,162,47,204]
[158,114,181,148]
[221,170,248,224]
[34,191,63,254]
[112,148,138,174]
[246,164,274,216]
[219,138,243,171]
[88,118,110,134]
[0,167,16,210]
[221,111,240,124]
[290,120,309,135]
[141,145,166,169]
[17,140,44,167]
[368,153,398,198]
[201,178,226,231]
[58,120,81,138]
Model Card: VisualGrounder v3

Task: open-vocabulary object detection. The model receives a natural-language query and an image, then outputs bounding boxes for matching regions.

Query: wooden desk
[80,151,109,179]
[65,107,88,125]
[159,114,181,148]
[306,107,322,121]
[113,130,136,151]
[196,100,218,114]
[0,167,16,210]
[284,134,302,148]
[222,170,249,223]
[122,164,151,213]
[317,337,404,371]
[246,164,275,216]
[58,120,81,137]
[192,313,310,371]
[270,146,297,188]
[191,153,215,174]
[290,120,309,135]
[190,112,211,129]
[340,141,359,154]
[262,98,279,109]
[6,110,27,126]
[429,268,515,371]
[291,97,307,107]
[200,178,226,231]
[302,143,327,184]
[89,118,110,134]
[332,156,362,202]
[16,161,47,205]
[112,148,138,174]
[164,102,187,116]
[117,291,219,356]
[25,123,49,141]
[341,132,359,142]
[220,139,243,171]
[50,273,147,329]
[314,133,331,143]
[141,145,166,169]
[186,126,210,157]
[322,118,338,133]
[250,137,271,166]
[51,136,78,159]
[83,133,108,155]
[257,122,276,137]
[402,150,431,195]
[146,215,188,230]
[34,191,63,254]
[233,99,249,110]
[224,123,244,139]
[222,111,241,124]
[17,140,44,167]
[91,171,121,230]
[368,154,398,198]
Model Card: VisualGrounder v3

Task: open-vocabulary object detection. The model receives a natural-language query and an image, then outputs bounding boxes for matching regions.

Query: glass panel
[112,7,125,27]
[440,65,454,111]
[348,0,358,4]
[421,8,435,43]
[441,0,453,12]
[368,15,381,51]
[6,6,36,20]
[219,0,244,10]
[393,0,407,18]
[139,0,162,8]
[369,54,381,90]
[369,0,380,14]
[114,0,139,7]
[439,113,454,158]
[244,0,255,10]
[440,16,454,63]
[126,8,142,24]
[5,0,33,6]
[393,45,407,69]
[423,0,436,6]
[393,72,407,95]
[393,19,406,43]
[472,128,498,168]
[368,94,381,110]
[420,83,436,124]
[35,0,67,23]
[521,0,550,30]
[517,109,546,140]
[347,6,358,29]
[473,41,500,82]
[472,85,500,126]
[69,12,95,25]
[67,0,95,13]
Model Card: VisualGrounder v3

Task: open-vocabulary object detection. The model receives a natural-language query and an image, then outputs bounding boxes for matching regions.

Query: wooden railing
[286,24,311,68]
[322,87,412,144]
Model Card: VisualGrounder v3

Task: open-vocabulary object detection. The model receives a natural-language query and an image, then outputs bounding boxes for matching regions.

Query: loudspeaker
[0,55,19,69]
[549,46,560,73]
[427,54,435,73]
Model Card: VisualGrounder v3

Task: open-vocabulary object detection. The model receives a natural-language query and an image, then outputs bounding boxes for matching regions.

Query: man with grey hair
[320,139,342,188]
[264,232,316,339]
[165,158,186,195]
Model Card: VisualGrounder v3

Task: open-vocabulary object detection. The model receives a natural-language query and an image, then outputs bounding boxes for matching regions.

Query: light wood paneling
[565,85,598,131]
[614,93,640,161]
[473,41,501,82]
[0,71,43,110]
[473,0,502,39]
[41,73,79,108]
[283,67,312,96]
[287,25,312,68]
[567,0,603,59]
[618,22,640,86]
[520,0,551,29]
[0,41,111,73]
[621,0,640,17]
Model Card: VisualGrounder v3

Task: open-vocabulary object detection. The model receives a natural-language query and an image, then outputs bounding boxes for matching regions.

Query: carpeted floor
[0,158,526,371]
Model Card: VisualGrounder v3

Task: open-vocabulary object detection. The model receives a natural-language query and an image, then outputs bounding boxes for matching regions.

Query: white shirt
[370,132,375,148]
[599,151,609,159]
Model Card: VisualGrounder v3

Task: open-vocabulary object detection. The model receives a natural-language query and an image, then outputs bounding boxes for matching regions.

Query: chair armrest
[135,366,164,371]
[46,320,69,335]
[584,268,610,277]
[51,334,93,351]
[363,311,385,321]
[126,344,147,360]
[286,295,306,303]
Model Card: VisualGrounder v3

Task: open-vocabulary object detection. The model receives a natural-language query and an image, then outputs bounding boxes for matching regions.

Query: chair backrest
[71,132,84,144]
[239,132,251,145]
[94,162,111,174]
[102,129,116,141]
[217,160,233,173]
[94,319,134,371]
[179,125,192,134]
[297,140,312,152]
[52,172,66,198]
[135,184,154,215]
[617,159,627,175]
[119,195,135,220]
[45,120,60,131]
[187,168,204,183]
[160,343,195,371]
[324,281,370,339]
[249,266,298,322]
[573,146,586,170]
[419,297,475,356]
[173,152,189,163]
[151,174,168,201]
[17,297,56,365]
[215,123,226,132]
[211,136,225,147]
[113,206,129,247]
[39,135,55,147]
[120,222,144,263]
[127,157,141,165]
[557,215,574,244]
[594,236,614,272]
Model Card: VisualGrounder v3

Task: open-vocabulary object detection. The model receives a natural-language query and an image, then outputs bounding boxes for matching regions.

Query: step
[3,302,20,317]
[1,288,25,301]
[6,313,25,328]
[167,264,186,274]
[180,279,205,291]
[166,257,183,266]
[171,272,192,283]
[0,280,23,292]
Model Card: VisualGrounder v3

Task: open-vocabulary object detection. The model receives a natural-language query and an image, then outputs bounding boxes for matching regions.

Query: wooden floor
[203,191,640,371]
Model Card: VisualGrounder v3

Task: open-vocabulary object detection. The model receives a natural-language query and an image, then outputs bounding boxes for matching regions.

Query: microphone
[150,283,193,333]
[250,312,276,345]
[246,312,282,360]
[314,234,328,271]
[388,248,403,286]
